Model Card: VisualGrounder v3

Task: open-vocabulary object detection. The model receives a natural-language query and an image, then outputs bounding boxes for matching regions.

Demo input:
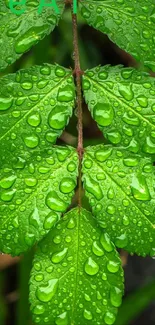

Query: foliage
[0,0,155,324]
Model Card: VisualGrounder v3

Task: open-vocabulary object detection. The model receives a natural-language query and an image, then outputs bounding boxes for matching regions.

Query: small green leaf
[79,0,155,71]
[83,65,155,154]
[0,1,64,70]
[82,144,155,256]
[0,146,78,255]
[30,207,124,325]
[0,64,75,165]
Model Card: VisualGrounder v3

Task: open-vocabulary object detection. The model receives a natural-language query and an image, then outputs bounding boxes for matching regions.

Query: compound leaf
[82,144,155,256]
[0,146,78,255]
[82,65,155,155]
[79,0,155,71]
[0,64,75,165]
[0,0,64,70]
[30,207,124,325]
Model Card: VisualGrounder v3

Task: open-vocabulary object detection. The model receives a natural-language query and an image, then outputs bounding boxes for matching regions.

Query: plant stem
[71,5,83,207]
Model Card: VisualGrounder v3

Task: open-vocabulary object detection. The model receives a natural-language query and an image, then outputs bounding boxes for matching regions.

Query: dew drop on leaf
[51,248,68,263]
[93,102,114,126]
[84,257,99,275]
[36,279,58,302]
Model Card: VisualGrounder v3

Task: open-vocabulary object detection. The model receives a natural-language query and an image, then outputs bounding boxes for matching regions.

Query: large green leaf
[79,0,155,71]
[0,64,75,166]
[82,144,155,256]
[0,0,64,70]
[30,207,124,325]
[0,146,78,255]
[82,65,155,154]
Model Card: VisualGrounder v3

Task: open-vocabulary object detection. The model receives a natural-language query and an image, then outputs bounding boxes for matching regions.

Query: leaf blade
[0,1,64,70]
[82,144,155,256]
[79,0,155,71]
[29,207,124,325]
[0,64,75,165]
[0,146,78,255]
[82,65,155,154]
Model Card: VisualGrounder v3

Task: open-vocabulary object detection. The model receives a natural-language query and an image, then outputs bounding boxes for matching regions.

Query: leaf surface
[30,207,124,325]
[0,146,78,255]
[79,0,155,71]
[0,64,75,166]
[0,0,64,70]
[82,144,155,256]
[83,65,155,154]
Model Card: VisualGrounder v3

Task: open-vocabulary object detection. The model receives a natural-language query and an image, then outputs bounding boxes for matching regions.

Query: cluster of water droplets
[0,64,75,164]
[83,65,155,154]
[30,208,123,325]
[0,0,64,70]
[80,0,155,71]
[82,144,155,256]
[0,145,78,255]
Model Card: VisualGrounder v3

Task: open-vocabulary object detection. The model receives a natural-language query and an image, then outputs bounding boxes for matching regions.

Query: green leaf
[0,64,75,166]
[30,207,124,325]
[82,65,155,154]
[0,146,78,255]
[0,1,64,70]
[82,144,155,256]
[79,0,155,71]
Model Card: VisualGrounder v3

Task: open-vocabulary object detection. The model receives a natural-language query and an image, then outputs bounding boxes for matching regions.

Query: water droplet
[84,257,99,275]
[119,84,134,101]
[106,205,115,215]
[36,279,58,302]
[84,293,91,301]
[25,177,37,187]
[46,191,68,212]
[92,241,104,256]
[59,177,76,194]
[67,162,76,172]
[136,96,148,108]
[100,233,113,252]
[0,97,13,111]
[123,157,138,167]
[55,67,66,77]
[1,189,16,202]
[83,309,93,320]
[84,176,103,200]
[110,286,122,307]
[33,304,45,315]
[104,311,116,325]
[93,102,114,126]
[57,85,74,102]
[29,208,40,228]
[48,105,69,130]
[131,174,151,201]
[142,136,155,154]
[21,82,33,90]
[107,260,120,273]
[23,135,39,148]
[107,131,121,144]
[27,113,41,127]
[67,217,76,229]
[51,248,68,263]
[55,312,68,325]
[95,147,112,162]
[43,212,58,230]
[115,234,128,248]
[0,175,16,189]
[122,112,140,126]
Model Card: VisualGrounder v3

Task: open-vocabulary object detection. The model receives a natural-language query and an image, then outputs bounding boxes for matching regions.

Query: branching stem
[71,4,83,207]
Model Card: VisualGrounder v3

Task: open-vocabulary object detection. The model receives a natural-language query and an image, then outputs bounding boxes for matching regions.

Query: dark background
[0,8,155,325]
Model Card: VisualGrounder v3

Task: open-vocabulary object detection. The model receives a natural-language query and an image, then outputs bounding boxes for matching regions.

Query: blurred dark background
[0,8,155,325]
